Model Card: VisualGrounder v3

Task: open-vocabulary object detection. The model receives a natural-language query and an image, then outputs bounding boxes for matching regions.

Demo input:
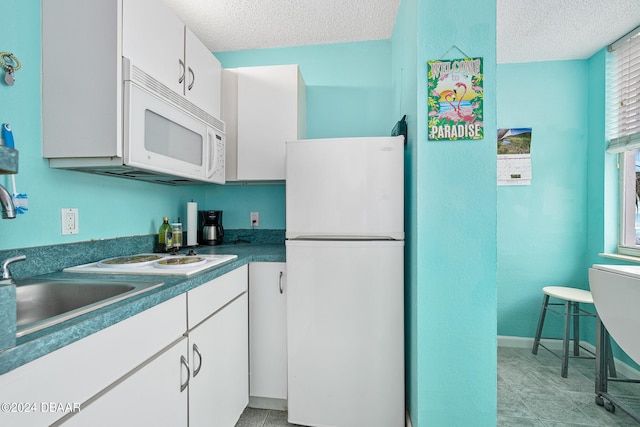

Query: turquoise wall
[496,52,639,368]
[414,0,498,425]
[497,60,589,338]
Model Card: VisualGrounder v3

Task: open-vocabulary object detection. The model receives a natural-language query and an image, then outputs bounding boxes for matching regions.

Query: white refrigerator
[285,136,405,427]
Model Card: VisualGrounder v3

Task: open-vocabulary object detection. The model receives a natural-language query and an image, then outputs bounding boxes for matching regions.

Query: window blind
[607,26,640,153]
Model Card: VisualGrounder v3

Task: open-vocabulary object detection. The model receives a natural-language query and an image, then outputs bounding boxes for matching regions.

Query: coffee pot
[198,210,224,245]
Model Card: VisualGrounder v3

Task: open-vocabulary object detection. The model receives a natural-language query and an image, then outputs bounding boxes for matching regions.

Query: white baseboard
[498,335,640,379]
[248,396,287,411]
[498,335,565,350]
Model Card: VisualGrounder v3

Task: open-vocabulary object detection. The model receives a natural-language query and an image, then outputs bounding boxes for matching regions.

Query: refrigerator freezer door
[286,239,405,427]
[286,136,404,240]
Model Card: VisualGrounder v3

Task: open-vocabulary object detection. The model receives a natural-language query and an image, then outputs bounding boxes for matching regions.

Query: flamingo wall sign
[427,57,483,141]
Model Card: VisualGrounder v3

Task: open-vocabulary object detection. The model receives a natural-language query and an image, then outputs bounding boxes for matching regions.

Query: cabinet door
[60,337,189,427]
[184,27,222,118]
[249,263,288,404]
[122,0,185,95]
[236,65,306,180]
[189,293,249,427]
[42,0,121,159]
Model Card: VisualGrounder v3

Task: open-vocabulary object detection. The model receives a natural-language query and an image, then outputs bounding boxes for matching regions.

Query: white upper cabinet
[122,0,221,116]
[223,65,306,181]
[122,0,185,96]
[184,28,222,118]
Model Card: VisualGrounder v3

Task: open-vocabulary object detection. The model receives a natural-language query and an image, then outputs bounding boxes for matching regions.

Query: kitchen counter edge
[0,244,285,375]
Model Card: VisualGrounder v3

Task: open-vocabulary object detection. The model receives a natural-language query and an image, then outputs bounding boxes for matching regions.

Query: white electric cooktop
[64,253,238,276]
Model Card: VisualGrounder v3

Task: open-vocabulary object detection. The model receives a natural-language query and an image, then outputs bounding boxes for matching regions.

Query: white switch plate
[61,208,79,235]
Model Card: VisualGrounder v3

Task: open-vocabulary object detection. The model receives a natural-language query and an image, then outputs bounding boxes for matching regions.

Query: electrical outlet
[61,208,79,235]
[250,211,260,227]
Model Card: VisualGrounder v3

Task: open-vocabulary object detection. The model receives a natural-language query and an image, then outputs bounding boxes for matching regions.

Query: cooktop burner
[64,253,238,276]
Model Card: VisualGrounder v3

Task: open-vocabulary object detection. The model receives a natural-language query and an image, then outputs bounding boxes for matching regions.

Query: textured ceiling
[164,0,401,53]
[164,0,640,63]
[497,0,640,63]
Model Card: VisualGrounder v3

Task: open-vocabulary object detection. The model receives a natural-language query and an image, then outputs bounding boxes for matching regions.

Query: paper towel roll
[187,202,198,246]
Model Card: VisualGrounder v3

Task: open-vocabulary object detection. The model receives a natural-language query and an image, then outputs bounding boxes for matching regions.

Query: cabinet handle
[180,355,190,392]
[192,343,203,377]
[279,271,284,294]
[178,59,185,84]
[187,66,195,91]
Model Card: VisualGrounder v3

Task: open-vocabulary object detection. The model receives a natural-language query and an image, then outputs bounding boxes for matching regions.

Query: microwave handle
[206,130,216,179]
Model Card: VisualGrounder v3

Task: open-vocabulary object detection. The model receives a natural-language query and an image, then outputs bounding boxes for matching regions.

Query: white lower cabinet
[59,337,189,427]
[249,262,287,409]
[0,265,251,427]
[189,293,248,427]
[0,294,186,427]
[68,284,249,427]
[188,264,249,427]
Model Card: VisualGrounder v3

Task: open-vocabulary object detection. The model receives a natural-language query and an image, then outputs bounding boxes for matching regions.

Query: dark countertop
[0,243,285,375]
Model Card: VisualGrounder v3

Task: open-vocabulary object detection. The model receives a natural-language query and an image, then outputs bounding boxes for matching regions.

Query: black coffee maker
[198,210,224,245]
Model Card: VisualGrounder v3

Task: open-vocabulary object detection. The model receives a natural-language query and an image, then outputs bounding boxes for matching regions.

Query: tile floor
[235,407,297,427]
[235,346,640,427]
[498,346,640,426]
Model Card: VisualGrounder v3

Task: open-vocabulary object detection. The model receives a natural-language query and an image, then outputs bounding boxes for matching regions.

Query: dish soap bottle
[158,217,173,252]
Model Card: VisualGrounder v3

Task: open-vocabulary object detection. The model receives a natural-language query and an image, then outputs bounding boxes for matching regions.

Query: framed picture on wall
[427,57,484,141]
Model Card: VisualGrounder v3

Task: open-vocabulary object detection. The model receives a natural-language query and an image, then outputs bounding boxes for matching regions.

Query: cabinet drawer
[187,265,248,329]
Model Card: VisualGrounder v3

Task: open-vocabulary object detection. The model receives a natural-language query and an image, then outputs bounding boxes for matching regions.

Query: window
[618,149,640,252]
[608,27,640,255]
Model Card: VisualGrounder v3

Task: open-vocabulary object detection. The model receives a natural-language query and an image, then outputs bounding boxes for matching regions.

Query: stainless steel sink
[15,278,164,337]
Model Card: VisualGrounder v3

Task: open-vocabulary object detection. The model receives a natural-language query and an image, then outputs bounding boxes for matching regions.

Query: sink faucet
[0,255,26,285]
[0,184,15,219]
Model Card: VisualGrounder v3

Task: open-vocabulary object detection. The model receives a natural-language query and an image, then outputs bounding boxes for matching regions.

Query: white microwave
[44,58,225,185]
[123,60,225,184]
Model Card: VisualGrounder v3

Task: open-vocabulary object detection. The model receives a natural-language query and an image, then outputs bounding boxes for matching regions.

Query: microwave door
[126,82,207,180]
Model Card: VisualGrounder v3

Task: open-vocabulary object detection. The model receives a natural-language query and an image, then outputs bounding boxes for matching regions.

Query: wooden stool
[532,286,598,378]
